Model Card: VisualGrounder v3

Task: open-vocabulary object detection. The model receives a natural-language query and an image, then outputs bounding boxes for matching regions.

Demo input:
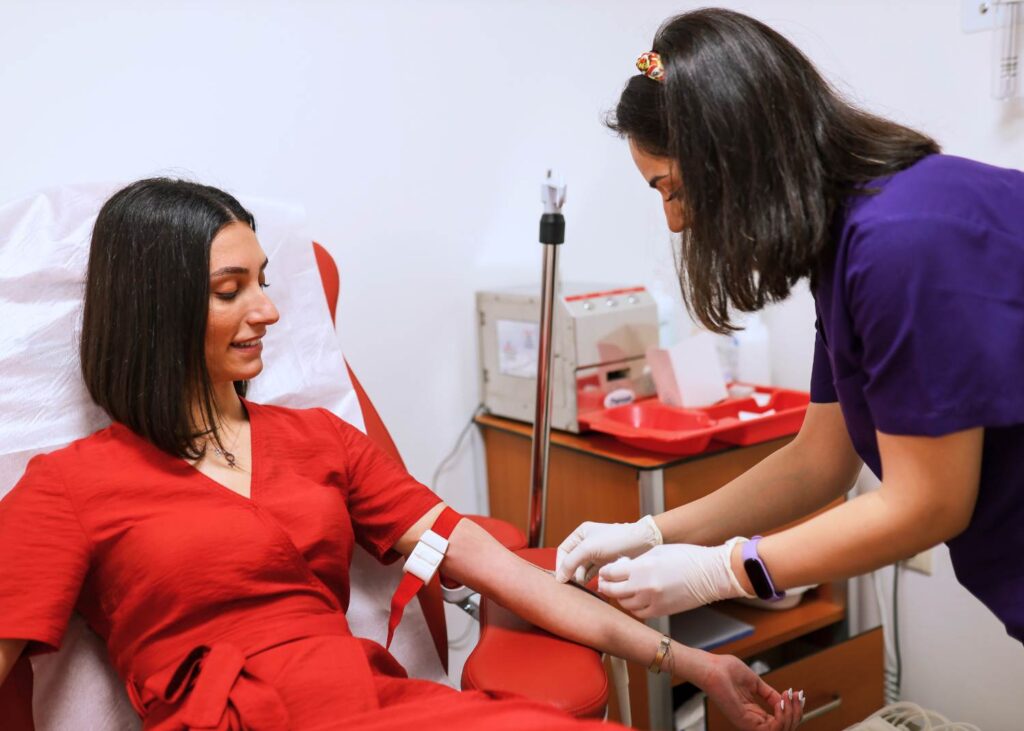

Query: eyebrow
[210,257,269,278]
[647,175,667,189]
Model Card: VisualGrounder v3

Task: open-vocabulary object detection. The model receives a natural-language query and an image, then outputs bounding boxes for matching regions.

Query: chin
[214,361,265,384]
[237,361,265,381]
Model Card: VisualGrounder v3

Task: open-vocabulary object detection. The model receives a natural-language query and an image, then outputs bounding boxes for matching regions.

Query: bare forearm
[742,428,983,592]
[740,487,964,591]
[0,638,26,689]
[656,441,854,545]
[444,520,711,685]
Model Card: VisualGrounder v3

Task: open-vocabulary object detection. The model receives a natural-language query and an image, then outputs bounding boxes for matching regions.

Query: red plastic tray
[582,385,809,455]
[698,387,809,445]
[581,401,717,455]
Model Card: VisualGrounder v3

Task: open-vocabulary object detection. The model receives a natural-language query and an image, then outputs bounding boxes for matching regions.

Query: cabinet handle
[801,695,842,722]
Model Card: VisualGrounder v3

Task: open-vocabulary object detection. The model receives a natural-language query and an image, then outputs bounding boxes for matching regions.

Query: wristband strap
[741,535,786,601]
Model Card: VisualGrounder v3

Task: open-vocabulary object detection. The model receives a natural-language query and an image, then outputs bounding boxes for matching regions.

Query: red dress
[0,401,613,730]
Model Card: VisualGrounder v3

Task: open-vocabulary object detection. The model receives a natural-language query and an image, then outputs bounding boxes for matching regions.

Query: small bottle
[735,313,772,385]
[649,279,683,348]
[716,331,740,383]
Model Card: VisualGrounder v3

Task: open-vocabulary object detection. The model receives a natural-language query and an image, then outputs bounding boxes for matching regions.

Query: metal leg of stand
[527,243,559,548]
[639,468,673,730]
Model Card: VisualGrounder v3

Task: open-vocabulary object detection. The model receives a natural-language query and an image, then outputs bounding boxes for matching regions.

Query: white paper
[646,332,728,408]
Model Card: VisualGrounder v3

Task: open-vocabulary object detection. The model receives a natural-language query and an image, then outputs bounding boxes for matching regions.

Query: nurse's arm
[654,402,863,545]
[0,638,27,688]
[736,427,983,591]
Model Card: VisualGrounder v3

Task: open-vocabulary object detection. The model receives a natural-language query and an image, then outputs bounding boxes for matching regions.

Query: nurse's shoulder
[845,153,1024,232]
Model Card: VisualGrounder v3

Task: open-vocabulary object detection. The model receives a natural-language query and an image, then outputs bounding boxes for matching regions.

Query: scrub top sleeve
[810,326,838,404]
[0,455,91,654]
[318,409,442,564]
[845,215,1024,435]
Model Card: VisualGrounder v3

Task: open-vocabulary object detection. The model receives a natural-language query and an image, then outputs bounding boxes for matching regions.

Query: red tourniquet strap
[386,507,463,649]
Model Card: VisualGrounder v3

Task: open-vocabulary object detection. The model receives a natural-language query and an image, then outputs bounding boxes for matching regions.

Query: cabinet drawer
[706,628,884,730]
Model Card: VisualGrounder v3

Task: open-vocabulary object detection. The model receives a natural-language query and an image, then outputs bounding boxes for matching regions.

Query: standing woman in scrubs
[556,8,1024,644]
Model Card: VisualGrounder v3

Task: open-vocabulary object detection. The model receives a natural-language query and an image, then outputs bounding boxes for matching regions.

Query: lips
[230,337,263,350]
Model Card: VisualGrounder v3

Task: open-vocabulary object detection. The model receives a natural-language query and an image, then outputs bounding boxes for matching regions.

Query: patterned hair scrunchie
[636,51,665,82]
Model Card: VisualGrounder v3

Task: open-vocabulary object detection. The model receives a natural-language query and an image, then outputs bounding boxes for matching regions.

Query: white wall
[2,0,1022,722]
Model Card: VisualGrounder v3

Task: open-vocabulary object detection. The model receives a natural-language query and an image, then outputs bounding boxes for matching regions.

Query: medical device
[476,282,659,434]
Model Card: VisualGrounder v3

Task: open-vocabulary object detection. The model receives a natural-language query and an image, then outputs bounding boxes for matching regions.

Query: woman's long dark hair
[80,178,256,459]
[609,8,940,333]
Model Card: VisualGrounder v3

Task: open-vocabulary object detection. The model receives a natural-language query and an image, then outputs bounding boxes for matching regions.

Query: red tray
[581,401,718,455]
[582,385,809,455]
[698,387,809,446]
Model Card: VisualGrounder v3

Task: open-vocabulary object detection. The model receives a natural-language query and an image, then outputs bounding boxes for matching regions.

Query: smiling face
[204,221,279,385]
[629,138,687,233]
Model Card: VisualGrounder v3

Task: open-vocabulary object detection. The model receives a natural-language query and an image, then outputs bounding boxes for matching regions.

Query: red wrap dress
[0,401,612,730]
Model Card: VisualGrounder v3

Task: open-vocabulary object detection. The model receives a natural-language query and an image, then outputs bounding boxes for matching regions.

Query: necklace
[212,443,239,468]
[210,424,245,470]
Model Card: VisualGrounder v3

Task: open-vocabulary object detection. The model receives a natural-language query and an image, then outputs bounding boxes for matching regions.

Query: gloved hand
[596,538,754,618]
[555,515,663,584]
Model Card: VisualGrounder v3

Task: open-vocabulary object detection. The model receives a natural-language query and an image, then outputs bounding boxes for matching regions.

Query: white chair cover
[0,184,447,731]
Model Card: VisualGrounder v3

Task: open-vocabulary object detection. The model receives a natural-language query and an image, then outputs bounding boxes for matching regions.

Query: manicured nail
[787,688,793,700]
[798,690,805,703]
[780,699,785,710]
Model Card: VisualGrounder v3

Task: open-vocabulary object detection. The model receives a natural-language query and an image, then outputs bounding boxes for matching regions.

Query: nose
[250,289,280,327]
[663,200,686,234]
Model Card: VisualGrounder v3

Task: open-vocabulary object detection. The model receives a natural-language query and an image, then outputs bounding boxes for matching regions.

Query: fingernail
[798,690,804,702]
[780,699,785,710]
[787,688,793,700]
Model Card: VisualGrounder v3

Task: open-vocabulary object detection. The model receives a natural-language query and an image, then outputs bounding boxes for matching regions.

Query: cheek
[204,306,234,350]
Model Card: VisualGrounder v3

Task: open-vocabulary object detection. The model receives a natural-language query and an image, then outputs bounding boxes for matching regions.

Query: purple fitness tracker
[742,536,786,601]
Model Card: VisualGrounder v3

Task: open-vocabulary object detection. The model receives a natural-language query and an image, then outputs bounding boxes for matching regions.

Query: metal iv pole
[527,171,566,549]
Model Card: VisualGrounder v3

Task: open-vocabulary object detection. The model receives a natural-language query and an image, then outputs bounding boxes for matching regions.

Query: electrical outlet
[962,0,1024,34]
[903,549,933,575]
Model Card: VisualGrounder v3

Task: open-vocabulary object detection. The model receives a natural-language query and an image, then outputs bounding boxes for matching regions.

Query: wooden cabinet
[476,414,882,729]
[706,628,885,730]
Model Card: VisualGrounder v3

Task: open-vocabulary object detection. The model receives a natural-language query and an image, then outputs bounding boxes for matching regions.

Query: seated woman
[0,179,801,731]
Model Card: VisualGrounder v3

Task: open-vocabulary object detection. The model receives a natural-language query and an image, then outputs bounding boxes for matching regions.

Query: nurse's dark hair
[609,8,940,333]
[80,178,256,459]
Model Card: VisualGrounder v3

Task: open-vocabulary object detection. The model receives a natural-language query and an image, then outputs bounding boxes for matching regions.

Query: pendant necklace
[211,425,243,469]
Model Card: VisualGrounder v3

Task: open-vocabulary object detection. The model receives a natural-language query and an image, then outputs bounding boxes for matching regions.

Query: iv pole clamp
[527,170,567,548]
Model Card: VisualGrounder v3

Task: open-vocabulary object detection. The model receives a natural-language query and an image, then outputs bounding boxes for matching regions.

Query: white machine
[477,284,659,433]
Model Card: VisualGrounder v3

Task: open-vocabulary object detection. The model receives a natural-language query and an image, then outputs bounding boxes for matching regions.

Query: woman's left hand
[702,654,804,731]
[597,539,752,617]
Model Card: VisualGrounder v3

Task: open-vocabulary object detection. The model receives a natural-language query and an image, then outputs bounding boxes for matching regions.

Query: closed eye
[214,281,269,300]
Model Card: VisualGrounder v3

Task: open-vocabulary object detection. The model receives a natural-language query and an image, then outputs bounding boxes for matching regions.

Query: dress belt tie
[130,643,290,730]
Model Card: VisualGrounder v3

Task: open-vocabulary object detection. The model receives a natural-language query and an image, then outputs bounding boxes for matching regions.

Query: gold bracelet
[648,635,671,674]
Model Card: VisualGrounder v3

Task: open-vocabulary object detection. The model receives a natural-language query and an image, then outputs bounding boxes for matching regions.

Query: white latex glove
[555,515,663,584]
[597,538,754,618]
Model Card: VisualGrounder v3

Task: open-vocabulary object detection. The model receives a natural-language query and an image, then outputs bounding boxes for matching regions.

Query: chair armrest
[460,547,609,719]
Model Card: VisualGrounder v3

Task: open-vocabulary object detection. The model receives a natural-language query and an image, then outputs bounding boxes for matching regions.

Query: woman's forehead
[628,138,674,180]
[209,222,265,267]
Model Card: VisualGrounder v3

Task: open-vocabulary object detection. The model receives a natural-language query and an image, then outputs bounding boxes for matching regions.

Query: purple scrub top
[811,154,1024,643]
